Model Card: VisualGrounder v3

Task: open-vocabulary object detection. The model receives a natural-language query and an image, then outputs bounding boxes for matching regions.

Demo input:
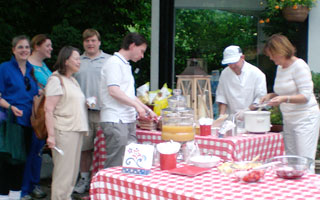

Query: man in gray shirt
[73,29,111,194]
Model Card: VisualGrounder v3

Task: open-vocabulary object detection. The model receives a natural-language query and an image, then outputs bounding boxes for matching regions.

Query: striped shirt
[274,58,318,117]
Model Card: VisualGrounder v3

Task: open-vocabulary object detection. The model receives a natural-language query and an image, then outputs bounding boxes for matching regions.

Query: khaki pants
[51,130,84,200]
[100,122,136,168]
[82,110,100,151]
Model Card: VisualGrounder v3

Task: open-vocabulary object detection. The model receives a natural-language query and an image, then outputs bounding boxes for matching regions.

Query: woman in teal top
[21,34,52,200]
[32,62,52,87]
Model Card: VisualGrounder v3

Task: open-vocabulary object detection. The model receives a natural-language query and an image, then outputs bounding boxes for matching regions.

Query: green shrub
[270,106,283,125]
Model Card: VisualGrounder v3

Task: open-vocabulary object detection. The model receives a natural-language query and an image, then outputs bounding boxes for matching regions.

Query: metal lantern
[176,58,213,120]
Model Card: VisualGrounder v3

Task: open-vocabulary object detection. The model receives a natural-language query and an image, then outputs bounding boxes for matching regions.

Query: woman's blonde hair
[263,34,296,59]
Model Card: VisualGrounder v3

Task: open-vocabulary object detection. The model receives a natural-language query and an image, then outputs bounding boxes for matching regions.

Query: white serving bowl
[189,155,221,168]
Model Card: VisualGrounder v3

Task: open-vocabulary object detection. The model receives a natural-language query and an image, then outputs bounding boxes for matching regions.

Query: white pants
[51,130,84,200]
[283,110,320,172]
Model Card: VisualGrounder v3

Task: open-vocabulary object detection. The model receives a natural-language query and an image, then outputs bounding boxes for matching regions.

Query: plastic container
[232,168,266,183]
[159,153,177,170]
[200,125,211,136]
[231,161,265,183]
[157,142,181,170]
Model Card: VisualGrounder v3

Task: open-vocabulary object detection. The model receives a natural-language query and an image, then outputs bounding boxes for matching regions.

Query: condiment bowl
[189,155,221,168]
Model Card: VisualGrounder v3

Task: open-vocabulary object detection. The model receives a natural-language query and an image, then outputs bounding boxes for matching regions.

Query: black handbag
[0,106,27,164]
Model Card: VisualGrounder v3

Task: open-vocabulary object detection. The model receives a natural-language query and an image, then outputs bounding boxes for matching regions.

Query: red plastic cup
[200,125,211,136]
[160,153,177,170]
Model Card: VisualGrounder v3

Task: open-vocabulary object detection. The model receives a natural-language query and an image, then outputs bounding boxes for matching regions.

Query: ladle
[252,161,281,170]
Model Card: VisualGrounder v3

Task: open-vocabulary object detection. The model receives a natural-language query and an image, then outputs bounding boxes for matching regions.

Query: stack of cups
[156,141,181,170]
[199,118,213,136]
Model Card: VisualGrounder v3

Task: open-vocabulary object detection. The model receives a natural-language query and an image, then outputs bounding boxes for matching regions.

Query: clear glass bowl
[268,155,313,179]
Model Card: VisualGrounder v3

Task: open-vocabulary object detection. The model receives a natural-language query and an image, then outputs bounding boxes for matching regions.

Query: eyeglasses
[24,76,31,91]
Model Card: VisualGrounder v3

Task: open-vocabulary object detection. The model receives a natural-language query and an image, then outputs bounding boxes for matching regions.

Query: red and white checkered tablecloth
[90,164,320,200]
[136,129,285,162]
[91,129,285,176]
[92,129,107,176]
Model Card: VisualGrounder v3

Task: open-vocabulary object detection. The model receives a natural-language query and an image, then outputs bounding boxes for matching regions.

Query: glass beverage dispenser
[161,89,195,142]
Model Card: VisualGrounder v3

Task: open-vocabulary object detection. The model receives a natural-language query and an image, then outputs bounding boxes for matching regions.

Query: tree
[175,9,258,75]
[0,0,151,86]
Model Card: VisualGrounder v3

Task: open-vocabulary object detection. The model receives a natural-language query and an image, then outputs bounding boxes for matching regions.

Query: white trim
[151,0,160,90]
[308,3,320,73]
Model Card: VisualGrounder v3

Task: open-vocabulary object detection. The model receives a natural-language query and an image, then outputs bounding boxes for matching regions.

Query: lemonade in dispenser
[161,89,195,142]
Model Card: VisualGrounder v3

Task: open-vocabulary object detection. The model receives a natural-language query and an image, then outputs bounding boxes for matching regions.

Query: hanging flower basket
[260,0,316,24]
[282,5,309,22]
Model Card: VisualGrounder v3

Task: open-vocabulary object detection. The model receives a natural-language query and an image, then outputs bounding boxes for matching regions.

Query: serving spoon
[252,161,281,170]
[54,146,64,155]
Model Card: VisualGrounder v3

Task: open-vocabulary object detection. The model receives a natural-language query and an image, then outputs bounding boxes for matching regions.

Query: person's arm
[0,97,23,117]
[260,93,278,104]
[44,95,61,149]
[108,85,149,120]
[218,103,227,116]
[269,94,306,106]
[134,97,158,120]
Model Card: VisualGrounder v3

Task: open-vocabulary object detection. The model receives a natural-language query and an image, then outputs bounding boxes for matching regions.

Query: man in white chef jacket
[216,45,267,116]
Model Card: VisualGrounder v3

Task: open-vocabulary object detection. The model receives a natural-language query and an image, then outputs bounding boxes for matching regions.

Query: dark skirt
[0,110,31,164]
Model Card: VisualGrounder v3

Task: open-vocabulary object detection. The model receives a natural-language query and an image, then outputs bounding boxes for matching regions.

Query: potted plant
[260,0,317,23]
[316,141,320,173]
[312,72,320,173]
[270,106,283,132]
